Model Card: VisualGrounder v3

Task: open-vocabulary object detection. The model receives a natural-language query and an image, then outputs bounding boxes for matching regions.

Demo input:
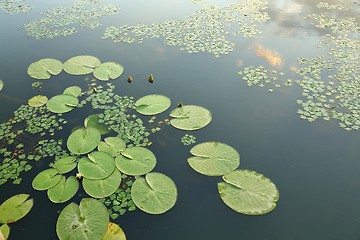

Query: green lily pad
[78,151,115,180]
[27,58,63,80]
[131,172,177,214]
[84,114,111,135]
[98,137,126,157]
[135,94,171,115]
[115,147,156,176]
[170,105,212,130]
[32,168,62,190]
[47,94,79,113]
[83,168,121,198]
[93,62,124,81]
[63,86,82,97]
[56,198,108,240]
[188,142,240,176]
[0,80,3,92]
[63,55,101,75]
[102,222,126,240]
[51,156,77,174]
[28,95,48,107]
[0,194,34,224]
[67,127,101,155]
[47,176,79,203]
[218,170,279,215]
[0,224,10,239]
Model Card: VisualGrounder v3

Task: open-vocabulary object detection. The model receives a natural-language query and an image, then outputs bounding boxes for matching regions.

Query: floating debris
[148,74,154,83]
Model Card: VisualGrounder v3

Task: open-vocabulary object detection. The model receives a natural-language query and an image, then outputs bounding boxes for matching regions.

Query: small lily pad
[78,151,115,180]
[28,95,48,107]
[131,172,177,214]
[84,114,111,135]
[63,86,82,97]
[93,62,124,81]
[52,156,77,174]
[56,198,108,240]
[97,137,126,157]
[170,105,212,130]
[0,194,34,224]
[83,168,122,198]
[47,176,79,203]
[218,170,279,215]
[67,127,101,155]
[115,147,156,176]
[63,55,101,75]
[27,58,63,80]
[47,94,79,113]
[32,168,62,190]
[0,80,3,92]
[188,142,240,176]
[102,222,126,240]
[135,94,171,115]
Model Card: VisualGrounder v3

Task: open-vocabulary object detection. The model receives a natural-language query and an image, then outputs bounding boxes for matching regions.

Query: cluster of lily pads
[23,0,120,39]
[103,1,270,57]
[0,0,30,14]
[181,134,196,146]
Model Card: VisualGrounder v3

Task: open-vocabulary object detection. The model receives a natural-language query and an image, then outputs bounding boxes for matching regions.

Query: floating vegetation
[0,194,33,239]
[63,55,101,75]
[103,1,270,57]
[27,58,63,80]
[238,65,291,92]
[170,105,212,130]
[135,94,171,115]
[24,0,120,39]
[102,222,127,240]
[0,80,3,92]
[0,0,31,14]
[28,95,48,107]
[295,2,360,130]
[94,62,124,81]
[180,134,196,146]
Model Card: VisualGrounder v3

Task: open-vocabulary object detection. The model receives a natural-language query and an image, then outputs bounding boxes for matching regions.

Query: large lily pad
[63,55,101,75]
[102,222,126,240]
[0,224,10,239]
[51,156,77,174]
[188,142,240,176]
[63,86,82,97]
[84,114,111,135]
[47,176,79,203]
[56,198,109,240]
[27,58,63,79]
[131,172,177,214]
[170,105,212,130]
[98,137,126,157]
[135,94,171,115]
[32,168,62,190]
[115,147,156,176]
[67,127,101,155]
[82,168,121,198]
[47,94,79,113]
[0,194,34,224]
[218,170,279,215]
[28,95,48,107]
[93,62,124,81]
[78,151,115,180]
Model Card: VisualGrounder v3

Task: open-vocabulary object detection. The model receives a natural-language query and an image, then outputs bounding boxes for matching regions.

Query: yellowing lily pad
[28,95,48,107]
[0,194,34,224]
[102,222,126,240]
[27,58,63,80]
[0,224,10,239]
[63,55,101,75]
[93,62,124,81]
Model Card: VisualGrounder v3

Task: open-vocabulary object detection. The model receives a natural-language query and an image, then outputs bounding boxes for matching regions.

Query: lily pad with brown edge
[102,222,126,240]
[27,58,62,80]
[47,176,79,204]
[0,224,10,239]
[28,95,48,107]
[63,55,101,75]
[0,194,34,224]
[32,168,62,190]
[56,198,109,240]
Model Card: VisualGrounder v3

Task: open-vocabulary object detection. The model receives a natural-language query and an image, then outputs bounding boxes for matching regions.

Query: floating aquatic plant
[180,134,196,146]
[93,62,124,81]
[0,80,3,92]
[63,55,101,75]
[0,0,31,14]
[170,105,212,130]
[135,94,171,115]
[27,58,63,80]
[28,95,48,107]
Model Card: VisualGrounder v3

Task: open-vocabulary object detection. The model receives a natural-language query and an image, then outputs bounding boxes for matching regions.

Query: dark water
[1,0,360,239]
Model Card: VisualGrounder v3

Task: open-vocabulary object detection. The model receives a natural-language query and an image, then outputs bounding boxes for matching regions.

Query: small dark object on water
[127,75,133,83]
[148,74,154,83]
[177,102,183,108]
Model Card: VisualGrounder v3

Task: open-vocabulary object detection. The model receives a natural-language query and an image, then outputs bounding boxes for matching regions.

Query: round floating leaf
[28,95,48,107]
[0,194,34,224]
[84,114,110,135]
[102,222,126,240]
[78,151,115,180]
[27,58,63,80]
[47,176,79,203]
[47,94,79,113]
[0,80,3,92]
[218,170,279,215]
[115,147,156,176]
[83,168,121,198]
[63,86,82,97]
[52,156,77,174]
[170,105,212,130]
[67,127,101,155]
[93,62,124,81]
[63,55,101,75]
[188,142,240,176]
[98,137,126,157]
[0,224,10,239]
[56,198,108,240]
[135,94,171,115]
[32,168,62,190]
[131,172,177,214]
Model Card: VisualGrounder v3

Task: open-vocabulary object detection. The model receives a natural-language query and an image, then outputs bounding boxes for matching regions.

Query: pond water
[1,0,360,239]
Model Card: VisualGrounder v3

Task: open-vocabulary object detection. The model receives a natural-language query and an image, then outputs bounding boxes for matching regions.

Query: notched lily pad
[170,105,212,130]
[27,58,63,80]
[0,194,34,224]
[47,176,79,203]
[32,168,62,190]
[115,147,156,176]
[63,86,82,97]
[93,62,124,81]
[84,114,111,135]
[98,137,126,157]
[51,156,77,174]
[67,127,101,155]
[28,95,48,107]
[63,55,101,75]
[102,222,126,240]
[47,94,79,113]
[78,151,115,180]
[135,94,171,115]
